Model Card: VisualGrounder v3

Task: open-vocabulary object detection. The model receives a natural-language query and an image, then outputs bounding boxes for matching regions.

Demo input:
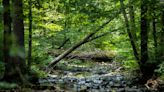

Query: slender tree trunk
[28,0,32,70]
[2,0,13,81]
[129,0,137,41]
[159,5,164,62]
[120,0,139,62]
[152,17,157,60]
[129,0,139,56]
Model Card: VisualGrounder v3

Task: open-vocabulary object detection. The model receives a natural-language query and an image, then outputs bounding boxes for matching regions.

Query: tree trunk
[159,5,164,62]
[2,0,13,81]
[140,0,153,83]
[12,0,26,69]
[120,0,139,62]
[9,0,27,83]
[27,0,32,70]
[152,17,157,60]
[129,0,139,61]
[140,0,148,66]
[129,0,137,41]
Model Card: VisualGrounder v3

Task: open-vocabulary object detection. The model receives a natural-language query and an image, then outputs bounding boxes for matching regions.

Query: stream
[38,60,163,92]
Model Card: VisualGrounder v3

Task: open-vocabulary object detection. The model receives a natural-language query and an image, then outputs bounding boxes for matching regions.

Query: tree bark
[140,0,148,66]
[47,10,121,70]
[120,0,140,62]
[129,0,137,41]
[28,0,32,70]
[2,0,13,81]
[159,5,164,62]
[129,0,139,59]
[152,17,157,60]
[140,0,154,83]
[10,0,27,83]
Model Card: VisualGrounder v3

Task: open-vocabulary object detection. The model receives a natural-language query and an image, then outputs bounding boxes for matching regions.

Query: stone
[92,83,100,89]
[93,80,102,84]
[78,81,86,85]
[58,79,64,83]
[114,83,121,87]
[85,83,92,87]
[115,77,123,82]
[86,79,92,83]
[109,81,114,86]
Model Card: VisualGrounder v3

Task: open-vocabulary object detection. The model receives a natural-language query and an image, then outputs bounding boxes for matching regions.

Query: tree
[12,0,27,82]
[152,12,157,61]
[140,0,148,69]
[140,0,156,83]
[2,0,28,83]
[2,0,12,82]
[27,0,33,70]
[159,2,164,63]
[120,0,139,63]
[2,0,11,65]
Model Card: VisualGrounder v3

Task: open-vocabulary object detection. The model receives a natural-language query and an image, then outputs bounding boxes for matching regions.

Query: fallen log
[48,50,116,62]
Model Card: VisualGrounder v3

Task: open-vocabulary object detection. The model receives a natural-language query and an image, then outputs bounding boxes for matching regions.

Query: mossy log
[48,50,115,62]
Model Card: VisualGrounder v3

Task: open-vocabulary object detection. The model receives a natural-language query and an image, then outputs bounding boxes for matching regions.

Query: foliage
[155,62,164,76]
[0,82,18,89]
[30,65,48,78]
[122,60,139,71]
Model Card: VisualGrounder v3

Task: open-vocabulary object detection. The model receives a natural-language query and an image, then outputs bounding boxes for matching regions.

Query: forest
[0,0,164,91]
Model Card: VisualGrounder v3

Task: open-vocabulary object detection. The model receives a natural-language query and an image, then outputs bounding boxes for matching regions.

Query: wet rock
[92,84,99,89]
[115,75,124,82]
[93,80,102,84]
[78,81,86,85]
[109,81,114,86]
[85,83,92,87]
[86,78,92,81]
[113,83,122,87]
[121,81,126,85]
[125,88,140,92]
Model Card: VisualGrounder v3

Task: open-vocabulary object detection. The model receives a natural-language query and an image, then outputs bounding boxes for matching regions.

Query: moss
[0,82,18,89]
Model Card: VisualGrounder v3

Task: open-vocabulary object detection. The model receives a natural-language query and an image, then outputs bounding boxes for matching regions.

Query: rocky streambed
[39,74,143,92]
[39,60,163,92]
